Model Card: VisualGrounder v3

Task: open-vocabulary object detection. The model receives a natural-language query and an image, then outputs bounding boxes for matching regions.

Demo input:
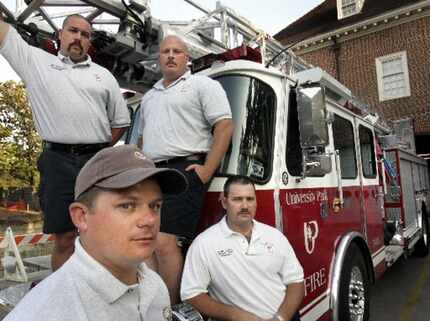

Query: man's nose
[73,31,84,40]
[136,205,158,227]
[241,200,249,208]
[167,49,175,57]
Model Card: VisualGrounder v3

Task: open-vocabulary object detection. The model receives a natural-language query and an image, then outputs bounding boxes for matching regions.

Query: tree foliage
[0,80,41,188]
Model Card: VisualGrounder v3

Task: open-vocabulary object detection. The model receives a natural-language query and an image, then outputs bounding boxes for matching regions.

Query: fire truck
[1,1,429,321]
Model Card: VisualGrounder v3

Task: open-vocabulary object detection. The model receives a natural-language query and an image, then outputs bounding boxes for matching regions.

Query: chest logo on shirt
[179,84,191,93]
[217,248,234,257]
[50,64,66,71]
[93,73,102,81]
[163,306,172,321]
[262,241,275,254]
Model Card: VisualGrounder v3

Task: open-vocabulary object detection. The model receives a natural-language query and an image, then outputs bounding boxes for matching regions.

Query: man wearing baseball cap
[4,145,188,321]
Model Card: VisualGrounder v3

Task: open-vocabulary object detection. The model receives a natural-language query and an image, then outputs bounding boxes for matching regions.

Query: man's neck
[162,70,188,88]
[226,219,253,241]
[162,78,174,88]
[60,50,87,64]
[162,75,181,88]
[113,268,139,285]
[80,240,139,285]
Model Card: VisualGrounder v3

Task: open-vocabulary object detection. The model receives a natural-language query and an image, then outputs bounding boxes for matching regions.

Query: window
[286,90,303,176]
[215,75,276,182]
[342,0,357,16]
[333,115,357,179]
[359,125,376,178]
[375,51,411,101]
[337,0,364,19]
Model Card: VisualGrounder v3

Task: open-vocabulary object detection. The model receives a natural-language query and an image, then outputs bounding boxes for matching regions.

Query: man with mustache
[138,35,233,304]
[0,14,130,271]
[181,175,304,321]
[4,145,188,321]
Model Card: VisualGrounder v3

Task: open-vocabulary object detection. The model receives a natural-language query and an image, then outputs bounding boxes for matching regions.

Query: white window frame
[375,51,411,102]
[337,0,364,19]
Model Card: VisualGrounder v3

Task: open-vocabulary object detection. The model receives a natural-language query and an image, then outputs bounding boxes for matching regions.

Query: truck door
[355,120,385,256]
[331,111,363,233]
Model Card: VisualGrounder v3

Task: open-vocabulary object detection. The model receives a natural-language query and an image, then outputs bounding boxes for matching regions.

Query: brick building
[275,0,430,156]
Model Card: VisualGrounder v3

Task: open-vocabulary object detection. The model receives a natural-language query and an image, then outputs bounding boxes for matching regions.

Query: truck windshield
[215,75,276,182]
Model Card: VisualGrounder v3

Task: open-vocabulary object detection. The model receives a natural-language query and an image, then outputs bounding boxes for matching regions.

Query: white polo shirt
[138,71,232,162]
[181,216,304,319]
[4,238,171,321]
[0,27,130,144]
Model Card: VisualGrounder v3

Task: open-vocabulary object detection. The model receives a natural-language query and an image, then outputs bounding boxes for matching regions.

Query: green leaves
[0,80,41,188]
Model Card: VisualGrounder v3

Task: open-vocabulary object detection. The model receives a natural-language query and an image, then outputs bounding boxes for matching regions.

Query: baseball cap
[74,145,188,199]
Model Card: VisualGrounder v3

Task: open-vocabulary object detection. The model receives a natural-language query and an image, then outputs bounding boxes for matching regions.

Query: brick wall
[294,16,430,134]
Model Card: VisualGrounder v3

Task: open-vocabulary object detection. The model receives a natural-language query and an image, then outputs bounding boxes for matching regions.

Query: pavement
[0,255,51,320]
[370,254,430,321]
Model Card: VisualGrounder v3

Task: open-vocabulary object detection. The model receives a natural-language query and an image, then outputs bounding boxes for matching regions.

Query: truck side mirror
[303,153,332,176]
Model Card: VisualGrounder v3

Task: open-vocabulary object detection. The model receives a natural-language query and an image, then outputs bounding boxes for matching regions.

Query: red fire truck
[123,46,430,321]
[184,50,430,321]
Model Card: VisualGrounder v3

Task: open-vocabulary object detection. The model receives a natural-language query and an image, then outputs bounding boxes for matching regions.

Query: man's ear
[221,195,227,210]
[69,202,89,232]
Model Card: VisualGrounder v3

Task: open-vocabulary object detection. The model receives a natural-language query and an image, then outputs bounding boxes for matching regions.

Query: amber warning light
[191,45,262,73]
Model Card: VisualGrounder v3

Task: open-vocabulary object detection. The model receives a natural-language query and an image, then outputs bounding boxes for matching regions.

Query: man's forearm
[275,282,305,321]
[204,118,234,176]
[0,18,10,46]
[186,293,261,321]
[110,127,128,145]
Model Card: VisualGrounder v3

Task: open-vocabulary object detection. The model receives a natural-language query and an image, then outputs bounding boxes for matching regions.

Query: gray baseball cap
[74,145,188,199]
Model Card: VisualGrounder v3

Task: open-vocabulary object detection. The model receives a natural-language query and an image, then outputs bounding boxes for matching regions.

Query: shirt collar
[71,238,146,304]
[218,215,262,241]
[153,70,191,90]
[57,52,92,67]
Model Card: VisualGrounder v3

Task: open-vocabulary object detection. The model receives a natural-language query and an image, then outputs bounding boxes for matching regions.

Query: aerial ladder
[0,1,310,319]
[0,0,308,93]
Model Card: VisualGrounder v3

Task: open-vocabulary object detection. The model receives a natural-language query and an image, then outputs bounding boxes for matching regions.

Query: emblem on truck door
[304,221,319,254]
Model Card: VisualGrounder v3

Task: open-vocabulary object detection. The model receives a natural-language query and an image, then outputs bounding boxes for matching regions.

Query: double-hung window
[375,51,411,101]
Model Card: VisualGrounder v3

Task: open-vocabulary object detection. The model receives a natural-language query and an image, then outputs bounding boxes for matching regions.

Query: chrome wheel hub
[349,266,365,321]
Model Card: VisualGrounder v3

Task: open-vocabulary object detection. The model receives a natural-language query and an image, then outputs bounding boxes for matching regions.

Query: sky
[0,0,323,81]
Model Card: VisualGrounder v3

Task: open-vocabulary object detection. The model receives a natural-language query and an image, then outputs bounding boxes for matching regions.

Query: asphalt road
[370,254,430,321]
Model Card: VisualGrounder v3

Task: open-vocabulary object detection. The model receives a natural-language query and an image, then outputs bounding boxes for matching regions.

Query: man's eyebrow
[67,26,91,33]
[117,192,163,203]
[149,197,163,203]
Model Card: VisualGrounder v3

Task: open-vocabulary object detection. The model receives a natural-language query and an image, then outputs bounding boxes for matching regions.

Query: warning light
[191,45,262,73]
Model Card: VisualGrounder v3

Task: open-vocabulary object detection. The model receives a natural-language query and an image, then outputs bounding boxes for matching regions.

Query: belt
[43,141,110,155]
[155,153,206,166]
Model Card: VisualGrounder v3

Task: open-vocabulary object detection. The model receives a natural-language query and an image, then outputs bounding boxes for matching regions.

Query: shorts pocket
[190,169,204,186]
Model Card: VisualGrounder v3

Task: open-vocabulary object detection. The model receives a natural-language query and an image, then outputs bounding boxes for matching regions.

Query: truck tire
[414,206,429,257]
[338,243,370,321]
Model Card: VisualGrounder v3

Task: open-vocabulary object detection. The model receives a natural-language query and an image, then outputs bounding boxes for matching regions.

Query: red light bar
[343,100,364,116]
[191,45,262,73]
[41,38,58,55]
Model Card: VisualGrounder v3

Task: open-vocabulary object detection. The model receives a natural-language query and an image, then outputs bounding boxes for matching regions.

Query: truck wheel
[414,206,429,257]
[338,243,370,321]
